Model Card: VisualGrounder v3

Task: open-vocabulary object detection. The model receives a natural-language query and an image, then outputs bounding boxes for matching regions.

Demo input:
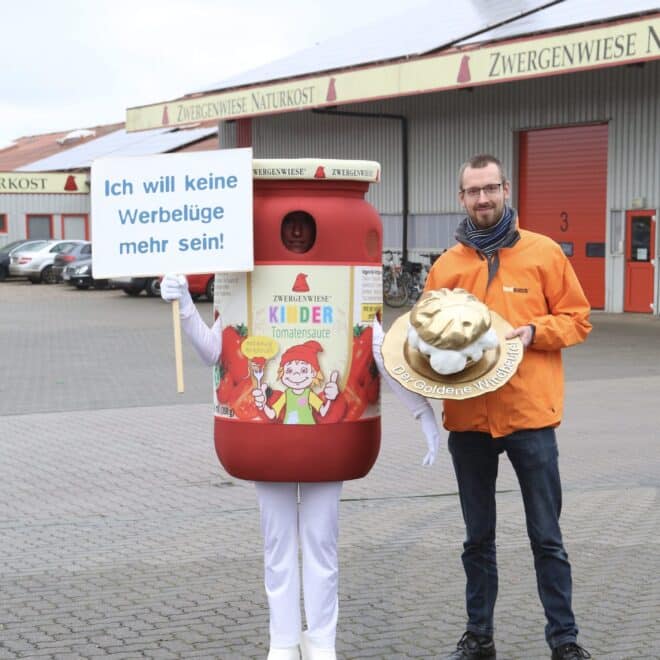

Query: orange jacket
[425,225,592,437]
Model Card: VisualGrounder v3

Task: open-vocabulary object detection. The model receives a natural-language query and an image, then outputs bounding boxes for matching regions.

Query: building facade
[218,59,659,314]
[0,172,90,241]
[123,4,660,315]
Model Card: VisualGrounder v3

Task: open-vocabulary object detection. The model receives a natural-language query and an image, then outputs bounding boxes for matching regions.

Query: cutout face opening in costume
[281,211,316,253]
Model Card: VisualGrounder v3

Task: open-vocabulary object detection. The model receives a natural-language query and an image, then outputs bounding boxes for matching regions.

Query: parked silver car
[0,240,47,280]
[9,240,87,283]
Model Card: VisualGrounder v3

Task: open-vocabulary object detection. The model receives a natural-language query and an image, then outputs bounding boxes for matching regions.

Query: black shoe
[551,642,591,659]
[447,631,496,659]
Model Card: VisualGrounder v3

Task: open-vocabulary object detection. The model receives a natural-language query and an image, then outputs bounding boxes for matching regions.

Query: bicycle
[401,252,445,304]
[401,259,425,303]
[383,251,445,307]
[382,250,410,308]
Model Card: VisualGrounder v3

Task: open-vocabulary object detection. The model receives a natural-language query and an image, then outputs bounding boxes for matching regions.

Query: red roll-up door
[518,124,607,309]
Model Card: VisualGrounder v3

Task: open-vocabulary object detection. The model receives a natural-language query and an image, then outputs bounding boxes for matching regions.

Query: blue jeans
[448,427,578,649]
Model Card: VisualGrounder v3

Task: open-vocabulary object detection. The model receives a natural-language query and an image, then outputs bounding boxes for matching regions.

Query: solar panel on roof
[187,0,658,97]
[17,126,218,172]
[457,0,660,44]
[189,0,556,95]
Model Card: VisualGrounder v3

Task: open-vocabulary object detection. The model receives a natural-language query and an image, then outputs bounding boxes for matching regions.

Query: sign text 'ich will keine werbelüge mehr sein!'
[90,149,254,278]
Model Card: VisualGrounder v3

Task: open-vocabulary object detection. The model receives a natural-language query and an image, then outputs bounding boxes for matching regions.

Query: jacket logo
[503,285,528,293]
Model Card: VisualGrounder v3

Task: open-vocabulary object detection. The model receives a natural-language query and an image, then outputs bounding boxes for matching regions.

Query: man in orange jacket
[426,154,592,660]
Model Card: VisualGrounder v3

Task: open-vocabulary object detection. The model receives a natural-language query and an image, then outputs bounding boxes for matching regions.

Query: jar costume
[160,158,399,660]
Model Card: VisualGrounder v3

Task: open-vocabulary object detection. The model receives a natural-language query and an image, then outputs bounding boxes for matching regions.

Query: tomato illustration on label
[231,377,269,420]
[216,364,235,404]
[222,324,249,382]
[216,323,249,410]
[342,324,376,420]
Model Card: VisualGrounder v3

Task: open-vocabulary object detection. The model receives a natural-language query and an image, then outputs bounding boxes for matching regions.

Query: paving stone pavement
[1,281,660,659]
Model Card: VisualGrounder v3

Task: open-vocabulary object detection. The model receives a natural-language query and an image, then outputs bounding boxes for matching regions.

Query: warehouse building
[126,0,660,314]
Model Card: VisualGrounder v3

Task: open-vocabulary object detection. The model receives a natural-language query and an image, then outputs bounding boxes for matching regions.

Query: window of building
[26,214,53,239]
[61,214,89,240]
[0,213,7,233]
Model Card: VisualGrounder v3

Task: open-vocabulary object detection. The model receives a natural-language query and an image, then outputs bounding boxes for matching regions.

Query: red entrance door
[624,210,656,313]
[519,124,608,309]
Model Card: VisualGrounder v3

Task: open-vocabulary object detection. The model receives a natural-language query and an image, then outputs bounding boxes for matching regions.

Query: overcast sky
[0,0,429,149]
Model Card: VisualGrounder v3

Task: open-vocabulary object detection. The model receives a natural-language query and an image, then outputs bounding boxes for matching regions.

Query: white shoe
[267,646,300,660]
[300,633,337,660]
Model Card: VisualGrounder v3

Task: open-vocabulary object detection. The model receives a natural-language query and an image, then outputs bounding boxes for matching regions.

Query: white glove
[372,318,441,466]
[372,315,386,348]
[161,272,221,365]
[418,406,440,466]
[160,273,194,318]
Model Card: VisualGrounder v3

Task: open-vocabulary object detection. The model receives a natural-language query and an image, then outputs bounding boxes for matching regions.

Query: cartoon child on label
[253,340,339,424]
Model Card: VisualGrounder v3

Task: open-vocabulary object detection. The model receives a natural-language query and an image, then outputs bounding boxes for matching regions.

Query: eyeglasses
[460,183,503,199]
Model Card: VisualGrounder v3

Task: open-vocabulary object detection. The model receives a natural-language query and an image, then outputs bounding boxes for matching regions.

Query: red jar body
[213,167,383,482]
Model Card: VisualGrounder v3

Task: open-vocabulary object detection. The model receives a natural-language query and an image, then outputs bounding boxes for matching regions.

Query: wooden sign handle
[172,299,185,393]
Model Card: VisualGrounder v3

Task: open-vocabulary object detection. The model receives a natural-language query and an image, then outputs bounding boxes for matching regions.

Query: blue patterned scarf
[463,205,516,255]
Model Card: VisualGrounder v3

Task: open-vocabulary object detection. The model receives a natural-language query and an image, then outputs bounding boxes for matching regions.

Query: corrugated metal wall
[246,59,659,235]
[250,112,404,213]
[223,60,659,311]
[0,194,90,243]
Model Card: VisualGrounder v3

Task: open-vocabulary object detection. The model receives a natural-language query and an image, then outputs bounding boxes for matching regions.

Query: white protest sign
[91,148,253,278]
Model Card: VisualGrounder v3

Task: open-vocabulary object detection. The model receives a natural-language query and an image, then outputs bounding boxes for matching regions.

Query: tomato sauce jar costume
[162,159,385,660]
[213,159,383,484]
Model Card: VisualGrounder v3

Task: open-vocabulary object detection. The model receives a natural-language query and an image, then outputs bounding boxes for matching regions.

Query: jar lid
[252,158,380,183]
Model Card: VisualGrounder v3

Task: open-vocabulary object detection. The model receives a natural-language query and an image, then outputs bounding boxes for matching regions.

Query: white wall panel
[0,194,89,242]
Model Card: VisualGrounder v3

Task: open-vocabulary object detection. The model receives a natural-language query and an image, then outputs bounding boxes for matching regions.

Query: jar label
[213,265,382,424]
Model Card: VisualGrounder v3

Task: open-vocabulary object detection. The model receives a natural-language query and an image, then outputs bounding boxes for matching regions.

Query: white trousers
[255,481,342,649]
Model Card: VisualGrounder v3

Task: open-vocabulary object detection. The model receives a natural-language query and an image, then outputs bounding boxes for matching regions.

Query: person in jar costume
[161,208,440,660]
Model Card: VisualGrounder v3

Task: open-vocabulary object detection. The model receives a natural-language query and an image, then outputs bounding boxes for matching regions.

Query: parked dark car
[0,240,47,280]
[110,275,161,296]
[61,257,109,290]
[52,241,92,281]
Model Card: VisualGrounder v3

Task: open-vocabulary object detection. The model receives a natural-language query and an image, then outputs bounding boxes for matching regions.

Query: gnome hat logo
[457,55,471,84]
[64,175,78,191]
[326,77,337,102]
[292,273,309,292]
[314,166,326,179]
[162,105,170,125]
